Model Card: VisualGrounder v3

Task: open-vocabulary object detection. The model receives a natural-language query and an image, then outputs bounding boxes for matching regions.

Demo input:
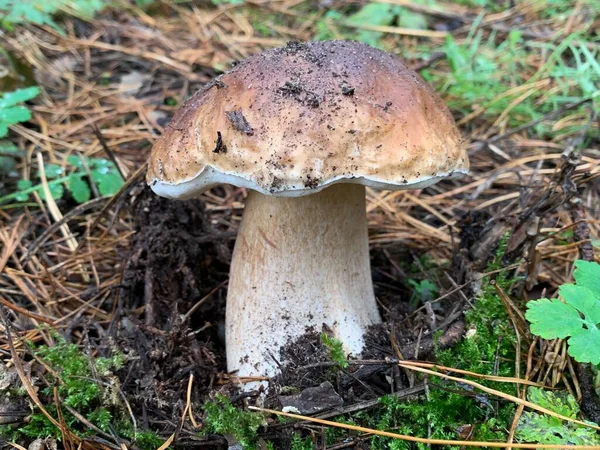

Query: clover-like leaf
[68,175,91,204]
[0,87,40,109]
[17,179,32,190]
[560,284,600,324]
[567,327,600,365]
[574,260,600,299]
[0,141,21,175]
[38,182,64,201]
[67,155,85,168]
[94,171,123,197]
[0,87,40,138]
[527,260,600,366]
[14,179,33,202]
[525,298,583,340]
[43,163,63,179]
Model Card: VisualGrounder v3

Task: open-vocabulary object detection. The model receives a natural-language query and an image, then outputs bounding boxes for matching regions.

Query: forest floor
[0,0,599,449]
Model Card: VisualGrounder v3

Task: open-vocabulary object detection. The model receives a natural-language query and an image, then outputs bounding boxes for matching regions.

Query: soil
[115,186,232,422]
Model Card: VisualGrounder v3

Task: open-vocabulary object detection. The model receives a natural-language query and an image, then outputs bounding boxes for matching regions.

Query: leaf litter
[0,0,598,448]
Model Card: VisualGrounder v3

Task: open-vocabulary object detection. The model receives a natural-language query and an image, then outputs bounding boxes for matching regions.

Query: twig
[90,125,127,180]
[250,405,600,448]
[22,197,107,263]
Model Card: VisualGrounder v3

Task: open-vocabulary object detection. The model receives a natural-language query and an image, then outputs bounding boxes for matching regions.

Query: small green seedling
[526,260,600,365]
[1,155,124,205]
[0,87,40,137]
[408,278,438,306]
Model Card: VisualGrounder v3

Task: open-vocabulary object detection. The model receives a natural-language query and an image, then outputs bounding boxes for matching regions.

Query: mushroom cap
[147,40,469,198]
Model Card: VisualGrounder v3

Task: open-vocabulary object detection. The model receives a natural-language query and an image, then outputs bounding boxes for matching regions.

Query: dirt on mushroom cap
[146,40,468,198]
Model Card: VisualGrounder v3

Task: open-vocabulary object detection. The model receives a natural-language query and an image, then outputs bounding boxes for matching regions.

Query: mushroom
[146,40,469,383]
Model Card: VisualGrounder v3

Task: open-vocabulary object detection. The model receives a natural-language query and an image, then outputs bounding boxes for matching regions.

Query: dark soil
[115,186,233,423]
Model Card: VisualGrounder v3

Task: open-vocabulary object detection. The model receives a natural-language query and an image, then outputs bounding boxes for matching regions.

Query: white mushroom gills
[226,183,381,381]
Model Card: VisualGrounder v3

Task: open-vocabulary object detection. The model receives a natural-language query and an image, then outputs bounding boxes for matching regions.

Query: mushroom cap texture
[147,40,469,198]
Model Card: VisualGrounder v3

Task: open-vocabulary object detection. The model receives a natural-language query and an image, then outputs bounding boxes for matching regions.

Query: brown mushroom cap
[147,40,468,198]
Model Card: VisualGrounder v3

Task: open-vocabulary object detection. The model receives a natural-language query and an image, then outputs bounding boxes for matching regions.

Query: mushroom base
[226,184,381,383]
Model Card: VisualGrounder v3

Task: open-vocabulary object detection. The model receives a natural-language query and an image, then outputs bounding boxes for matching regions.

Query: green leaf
[67,155,85,168]
[43,163,63,179]
[96,172,123,197]
[17,179,32,190]
[346,3,395,47]
[0,87,39,138]
[574,260,600,299]
[560,284,600,324]
[0,106,32,138]
[525,298,583,339]
[135,0,155,6]
[0,87,40,108]
[0,141,22,154]
[68,175,91,203]
[527,387,578,418]
[516,388,600,445]
[527,261,600,365]
[0,156,16,175]
[568,327,600,365]
[14,192,29,202]
[0,0,106,31]
[38,182,64,201]
[397,6,427,30]
[90,158,112,172]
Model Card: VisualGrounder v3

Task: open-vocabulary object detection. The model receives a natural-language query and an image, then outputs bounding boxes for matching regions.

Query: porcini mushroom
[146,40,469,383]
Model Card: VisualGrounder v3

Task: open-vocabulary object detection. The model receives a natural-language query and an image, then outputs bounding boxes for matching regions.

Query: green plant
[516,387,600,445]
[366,235,518,449]
[209,0,244,6]
[345,3,397,47]
[0,0,106,31]
[202,394,265,450]
[117,422,166,450]
[427,27,600,136]
[526,260,600,365]
[0,87,39,138]
[320,332,349,369]
[0,155,124,205]
[0,337,129,441]
[407,278,438,306]
[132,430,167,450]
[291,433,313,450]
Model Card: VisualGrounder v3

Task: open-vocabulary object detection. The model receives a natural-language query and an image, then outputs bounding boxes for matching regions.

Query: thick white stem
[226,184,381,380]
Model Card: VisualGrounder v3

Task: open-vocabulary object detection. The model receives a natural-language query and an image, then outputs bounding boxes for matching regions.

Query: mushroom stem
[226,183,381,380]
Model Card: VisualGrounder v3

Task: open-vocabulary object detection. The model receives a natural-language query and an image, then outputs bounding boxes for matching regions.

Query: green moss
[134,431,168,450]
[202,394,265,450]
[320,333,349,369]
[315,235,518,449]
[291,433,313,450]
[0,338,165,448]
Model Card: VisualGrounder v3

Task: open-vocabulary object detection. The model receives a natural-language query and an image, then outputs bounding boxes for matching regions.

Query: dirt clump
[116,186,232,418]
